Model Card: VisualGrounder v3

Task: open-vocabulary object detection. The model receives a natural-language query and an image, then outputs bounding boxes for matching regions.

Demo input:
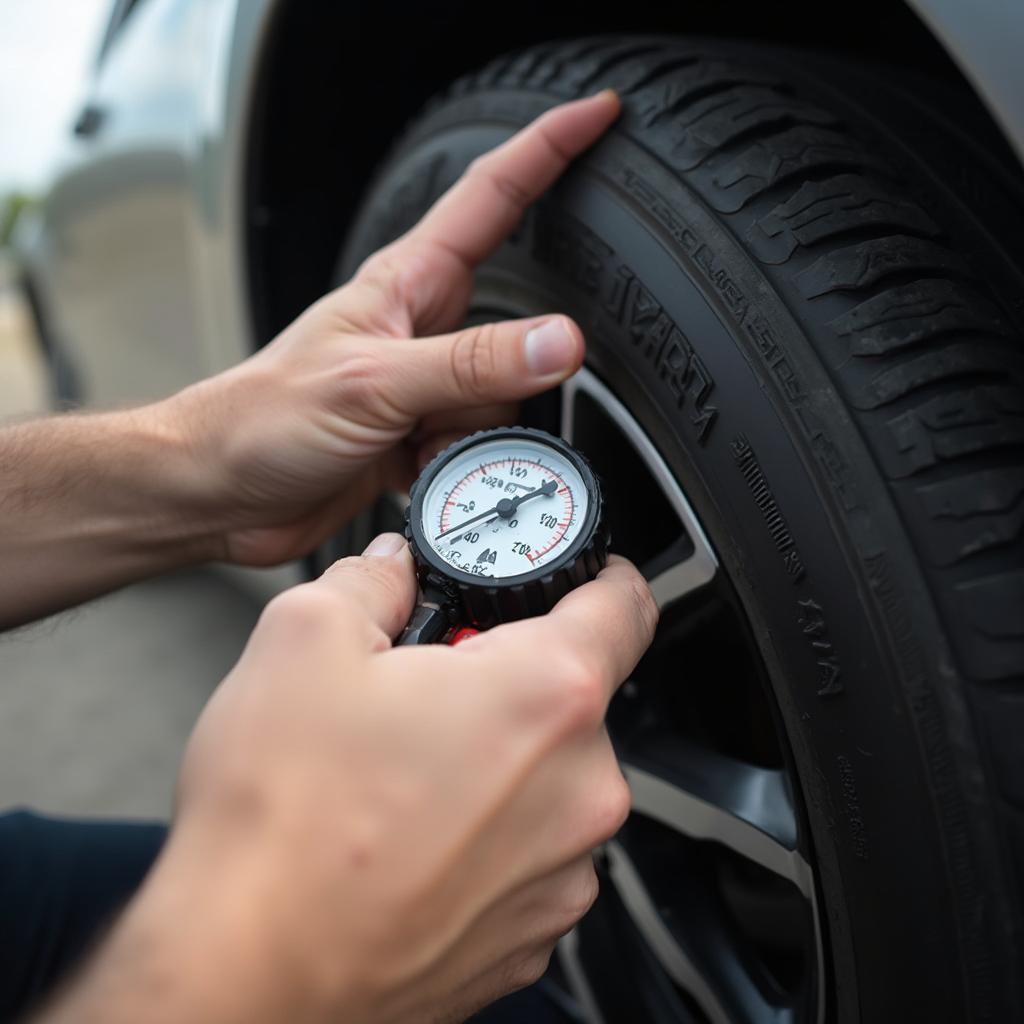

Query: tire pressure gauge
[399,427,608,644]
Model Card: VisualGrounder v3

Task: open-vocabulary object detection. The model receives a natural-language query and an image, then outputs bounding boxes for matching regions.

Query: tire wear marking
[529,210,717,444]
[731,434,805,581]
[836,754,869,860]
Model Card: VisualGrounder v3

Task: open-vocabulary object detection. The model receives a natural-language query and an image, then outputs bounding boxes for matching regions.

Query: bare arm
[0,408,220,628]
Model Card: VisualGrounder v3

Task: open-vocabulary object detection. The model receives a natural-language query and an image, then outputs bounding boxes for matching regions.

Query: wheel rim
[551,367,826,1024]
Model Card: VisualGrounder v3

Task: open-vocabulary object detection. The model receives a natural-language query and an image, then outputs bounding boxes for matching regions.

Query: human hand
[71,537,655,1024]
[163,91,620,567]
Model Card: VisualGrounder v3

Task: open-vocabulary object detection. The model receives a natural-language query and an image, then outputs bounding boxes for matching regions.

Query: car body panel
[910,0,1024,167]
[37,0,273,404]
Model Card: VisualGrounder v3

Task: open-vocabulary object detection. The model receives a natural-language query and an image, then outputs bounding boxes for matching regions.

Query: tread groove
[854,360,1017,412]
[618,54,702,97]
[796,236,974,298]
[568,45,665,93]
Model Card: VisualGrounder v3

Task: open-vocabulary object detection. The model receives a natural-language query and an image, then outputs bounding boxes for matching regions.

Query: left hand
[164,90,620,566]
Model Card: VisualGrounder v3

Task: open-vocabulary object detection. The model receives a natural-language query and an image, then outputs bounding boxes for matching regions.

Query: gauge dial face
[420,437,590,580]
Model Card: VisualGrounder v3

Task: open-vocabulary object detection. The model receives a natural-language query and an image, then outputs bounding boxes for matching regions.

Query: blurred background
[0,0,294,820]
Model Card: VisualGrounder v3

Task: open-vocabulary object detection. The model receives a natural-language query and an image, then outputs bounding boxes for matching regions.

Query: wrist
[47,401,229,570]
[106,400,229,563]
[133,395,230,562]
[156,368,282,557]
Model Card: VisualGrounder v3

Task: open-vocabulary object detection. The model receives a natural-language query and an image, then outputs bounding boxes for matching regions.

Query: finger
[352,90,620,333]
[472,556,658,704]
[382,315,583,417]
[457,854,599,974]
[408,90,620,270]
[414,404,518,469]
[542,555,659,696]
[436,853,599,1012]
[413,402,517,439]
[313,533,418,643]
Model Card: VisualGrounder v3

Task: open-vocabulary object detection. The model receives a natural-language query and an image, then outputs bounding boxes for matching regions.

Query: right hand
[123,535,657,1023]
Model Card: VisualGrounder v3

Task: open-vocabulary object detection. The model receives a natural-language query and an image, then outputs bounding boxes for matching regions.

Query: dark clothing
[0,810,572,1022]
[0,810,165,1020]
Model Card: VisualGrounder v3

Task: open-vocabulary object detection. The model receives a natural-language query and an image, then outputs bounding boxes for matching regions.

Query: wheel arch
[241,0,1024,351]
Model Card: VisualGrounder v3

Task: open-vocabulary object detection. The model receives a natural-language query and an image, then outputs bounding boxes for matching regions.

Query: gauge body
[406,427,607,629]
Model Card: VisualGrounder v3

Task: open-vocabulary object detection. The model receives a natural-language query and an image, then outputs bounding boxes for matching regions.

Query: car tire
[337,36,1024,1023]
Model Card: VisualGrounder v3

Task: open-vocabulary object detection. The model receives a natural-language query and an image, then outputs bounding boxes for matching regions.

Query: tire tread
[456,37,1024,686]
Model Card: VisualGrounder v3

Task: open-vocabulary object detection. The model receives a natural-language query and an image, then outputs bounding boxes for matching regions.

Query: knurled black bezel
[405,426,604,592]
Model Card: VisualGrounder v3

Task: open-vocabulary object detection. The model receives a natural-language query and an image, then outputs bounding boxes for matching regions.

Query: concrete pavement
[0,571,266,818]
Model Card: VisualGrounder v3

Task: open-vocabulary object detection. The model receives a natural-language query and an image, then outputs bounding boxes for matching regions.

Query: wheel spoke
[557,928,608,1024]
[641,536,714,612]
[622,738,811,896]
[607,840,795,1024]
[560,368,717,609]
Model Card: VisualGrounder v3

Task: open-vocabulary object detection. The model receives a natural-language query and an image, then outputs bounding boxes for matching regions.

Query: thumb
[391,315,584,416]
[315,533,418,643]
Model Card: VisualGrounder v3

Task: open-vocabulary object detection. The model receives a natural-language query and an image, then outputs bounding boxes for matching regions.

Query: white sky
[0,0,112,193]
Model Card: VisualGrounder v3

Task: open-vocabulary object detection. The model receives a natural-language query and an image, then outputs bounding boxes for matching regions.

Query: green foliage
[0,193,36,249]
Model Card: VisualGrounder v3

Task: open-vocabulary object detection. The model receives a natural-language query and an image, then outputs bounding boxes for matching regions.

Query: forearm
[0,405,222,628]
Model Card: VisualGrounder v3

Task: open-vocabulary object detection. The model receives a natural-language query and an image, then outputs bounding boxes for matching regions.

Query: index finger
[409,89,620,269]
[469,555,659,704]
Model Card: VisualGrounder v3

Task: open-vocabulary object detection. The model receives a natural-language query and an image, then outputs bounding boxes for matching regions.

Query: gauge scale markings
[420,438,589,580]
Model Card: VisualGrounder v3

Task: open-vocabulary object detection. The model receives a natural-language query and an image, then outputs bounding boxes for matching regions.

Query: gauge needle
[436,479,557,542]
[500,478,558,516]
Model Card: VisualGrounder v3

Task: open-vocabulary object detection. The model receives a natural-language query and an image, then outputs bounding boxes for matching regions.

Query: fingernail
[524,318,577,377]
[363,533,406,558]
[589,87,619,104]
